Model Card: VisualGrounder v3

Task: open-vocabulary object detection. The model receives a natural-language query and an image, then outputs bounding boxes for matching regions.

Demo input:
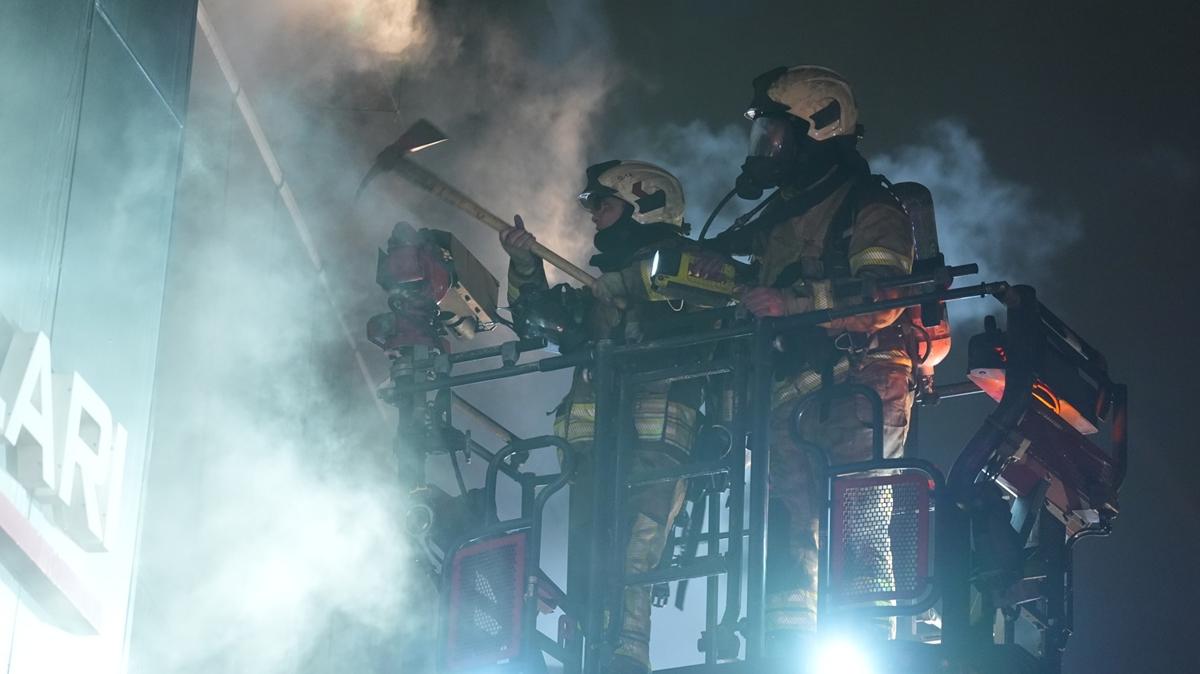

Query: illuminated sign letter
[56,372,113,549]
[0,331,127,551]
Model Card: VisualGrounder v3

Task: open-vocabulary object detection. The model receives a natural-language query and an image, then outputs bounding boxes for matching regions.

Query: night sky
[584,3,1199,671]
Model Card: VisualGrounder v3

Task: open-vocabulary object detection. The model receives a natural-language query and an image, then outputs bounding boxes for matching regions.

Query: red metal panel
[445,531,527,671]
[0,490,101,633]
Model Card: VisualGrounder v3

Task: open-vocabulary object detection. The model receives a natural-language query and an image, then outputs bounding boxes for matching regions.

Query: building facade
[0,1,198,671]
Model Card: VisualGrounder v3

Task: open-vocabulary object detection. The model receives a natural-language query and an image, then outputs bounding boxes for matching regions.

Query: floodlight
[810,636,875,674]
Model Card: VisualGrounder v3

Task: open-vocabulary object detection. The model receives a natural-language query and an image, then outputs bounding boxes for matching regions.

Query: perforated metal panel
[445,532,526,671]
[829,472,932,605]
[889,480,925,599]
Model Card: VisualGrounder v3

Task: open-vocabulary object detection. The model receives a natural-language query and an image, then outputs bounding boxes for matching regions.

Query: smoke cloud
[133,2,619,673]
[298,0,430,61]
[613,120,748,235]
[132,114,422,672]
[870,119,1082,286]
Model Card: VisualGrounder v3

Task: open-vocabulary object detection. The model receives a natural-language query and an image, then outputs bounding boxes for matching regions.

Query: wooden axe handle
[391,157,597,285]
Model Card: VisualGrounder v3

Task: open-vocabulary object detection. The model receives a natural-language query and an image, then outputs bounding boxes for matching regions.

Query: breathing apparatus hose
[698,188,738,241]
[699,190,779,247]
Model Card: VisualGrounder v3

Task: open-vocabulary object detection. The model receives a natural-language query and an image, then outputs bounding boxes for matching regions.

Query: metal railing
[391,268,1014,673]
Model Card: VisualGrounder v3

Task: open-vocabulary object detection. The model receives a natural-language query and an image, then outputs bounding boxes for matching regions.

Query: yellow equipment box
[643,249,740,307]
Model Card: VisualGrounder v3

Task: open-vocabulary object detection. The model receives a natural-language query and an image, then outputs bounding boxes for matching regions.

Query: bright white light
[810,636,875,674]
[408,137,448,154]
[650,250,661,277]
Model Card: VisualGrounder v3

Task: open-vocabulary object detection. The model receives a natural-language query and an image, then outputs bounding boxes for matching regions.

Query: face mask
[747,115,800,160]
[735,115,840,199]
[735,157,782,200]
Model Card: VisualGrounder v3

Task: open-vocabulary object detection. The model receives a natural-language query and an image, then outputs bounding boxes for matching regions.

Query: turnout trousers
[764,361,914,636]
[565,442,686,669]
[556,385,696,670]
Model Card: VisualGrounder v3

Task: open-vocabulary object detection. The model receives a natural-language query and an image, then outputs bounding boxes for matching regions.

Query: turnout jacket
[714,164,917,406]
[507,231,705,456]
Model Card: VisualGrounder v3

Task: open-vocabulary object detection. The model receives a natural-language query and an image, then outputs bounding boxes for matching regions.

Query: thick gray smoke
[132,94,421,672]
[132,1,616,673]
[613,121,748,234]
[870,119,1082,285]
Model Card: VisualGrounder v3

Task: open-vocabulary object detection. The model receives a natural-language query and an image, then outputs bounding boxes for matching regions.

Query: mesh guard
[445,532,527,671]
[829,472,932,606]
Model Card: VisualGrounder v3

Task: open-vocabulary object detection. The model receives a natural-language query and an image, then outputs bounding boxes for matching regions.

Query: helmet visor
[747,115,802,160]
[577,186,616,212]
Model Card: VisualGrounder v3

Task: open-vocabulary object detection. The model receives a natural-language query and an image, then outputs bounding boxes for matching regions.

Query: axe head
[357,119,448,196]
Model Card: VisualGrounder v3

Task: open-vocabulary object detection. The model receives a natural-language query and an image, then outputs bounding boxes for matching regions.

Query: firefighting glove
[500,214,539,274]
[738,287,813,317]
[589,270,630,310]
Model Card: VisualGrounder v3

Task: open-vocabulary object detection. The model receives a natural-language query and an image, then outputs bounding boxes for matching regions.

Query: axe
[358,119,597,285]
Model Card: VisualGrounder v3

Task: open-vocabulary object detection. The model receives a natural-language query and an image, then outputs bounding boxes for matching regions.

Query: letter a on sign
[56,372,113,549]
[1,332,57,497]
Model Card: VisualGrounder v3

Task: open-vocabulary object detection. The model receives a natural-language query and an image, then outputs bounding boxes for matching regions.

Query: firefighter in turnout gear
[500,160,701,674]
[706,65,918,642]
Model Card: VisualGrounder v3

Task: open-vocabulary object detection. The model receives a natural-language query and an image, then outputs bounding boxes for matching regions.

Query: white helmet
[746,65,859,142]
[577,160,686,228]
